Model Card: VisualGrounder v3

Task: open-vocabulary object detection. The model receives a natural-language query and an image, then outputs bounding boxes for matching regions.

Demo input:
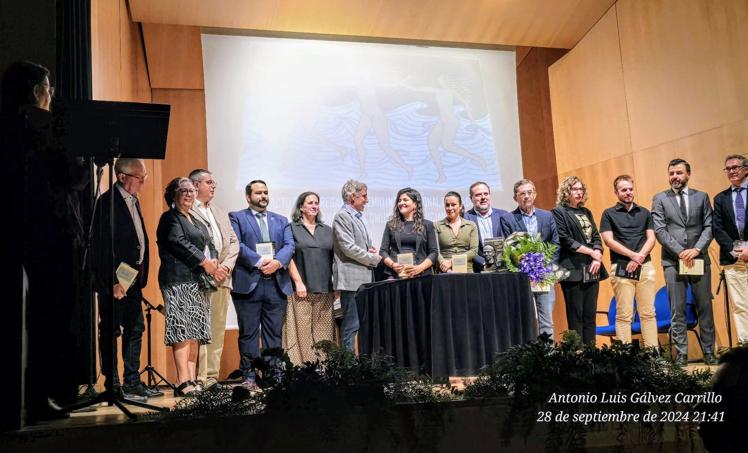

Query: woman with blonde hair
[551,176,607,345]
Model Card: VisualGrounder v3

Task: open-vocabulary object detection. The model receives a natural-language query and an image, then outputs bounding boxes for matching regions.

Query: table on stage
[356,272,537,377]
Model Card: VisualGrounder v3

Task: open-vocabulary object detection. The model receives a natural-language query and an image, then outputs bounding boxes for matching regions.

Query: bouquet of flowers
[501,232,567,292]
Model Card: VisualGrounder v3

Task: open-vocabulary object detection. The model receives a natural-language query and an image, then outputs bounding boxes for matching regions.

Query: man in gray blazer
[189,169,239,387]
[332,179,381,351]
[651,158,715,366]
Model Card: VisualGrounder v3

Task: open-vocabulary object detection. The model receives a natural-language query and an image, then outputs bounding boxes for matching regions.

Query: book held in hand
[116,262,139,293]
[679,258,704,276]
[582,264,601,283]
[615,259,641,280]
[257,242,275,262]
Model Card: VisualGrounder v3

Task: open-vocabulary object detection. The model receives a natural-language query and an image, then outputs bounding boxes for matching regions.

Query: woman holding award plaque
[380,187,438,279]
[551,176,608,346]
[157,177,217,395]
[283,191,336,364]
[435,191,479,273]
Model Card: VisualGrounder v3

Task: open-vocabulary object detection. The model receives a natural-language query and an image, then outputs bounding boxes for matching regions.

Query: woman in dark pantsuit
[551,176,608,345]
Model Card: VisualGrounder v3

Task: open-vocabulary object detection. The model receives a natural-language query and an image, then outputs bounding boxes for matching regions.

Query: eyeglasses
[199,179,216,186]
[40,83,55,98]
[123,172,148,183]
[723,165,747,173]
[178,188,196,194]
[570,187,586,193]
[516,191,535,197]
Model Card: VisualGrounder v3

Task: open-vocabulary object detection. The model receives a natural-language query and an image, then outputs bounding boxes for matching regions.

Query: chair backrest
[606,297,617,326]
[654,286,671,322]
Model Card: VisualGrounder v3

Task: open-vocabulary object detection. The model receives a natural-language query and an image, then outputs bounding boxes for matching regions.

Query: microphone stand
[716,270,734,348]
[139,297,176,391]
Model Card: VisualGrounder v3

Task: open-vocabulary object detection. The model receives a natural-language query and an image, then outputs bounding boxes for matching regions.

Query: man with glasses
[713,155,748,345]
[188,169,239,388]
[92,158,159,399]
[229,180,294,389]
[500,179,559,337]
[652,158,715,366]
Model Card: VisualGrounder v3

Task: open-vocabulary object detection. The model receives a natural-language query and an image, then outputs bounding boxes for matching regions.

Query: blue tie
[256,213,270,242]
[735,187,745,237]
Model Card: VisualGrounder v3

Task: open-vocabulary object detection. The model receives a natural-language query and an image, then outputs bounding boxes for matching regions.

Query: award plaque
[679,258,704,276]
[396,253,414,278]
[482,237,506,273]
[257,242,275,262]
[452,254,468,273]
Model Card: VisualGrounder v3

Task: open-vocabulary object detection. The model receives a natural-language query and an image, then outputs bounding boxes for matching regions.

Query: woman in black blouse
[157,177,218,395]
[283,191,336,364]
[551,176,608,346]
[380,187,438,279]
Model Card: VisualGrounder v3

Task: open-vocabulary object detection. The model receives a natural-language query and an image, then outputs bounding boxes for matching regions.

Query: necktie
[678,191,688,223]
[735,187,745,238]
[256,212,270,242]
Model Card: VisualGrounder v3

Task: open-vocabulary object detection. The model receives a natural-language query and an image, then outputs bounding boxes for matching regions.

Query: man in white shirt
[189,169,239,388]
[464,181,508,271]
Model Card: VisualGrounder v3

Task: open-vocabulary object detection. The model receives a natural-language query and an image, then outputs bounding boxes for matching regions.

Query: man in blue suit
[500,179,560,337]
[464,181,508,271]
[229,180,294,388]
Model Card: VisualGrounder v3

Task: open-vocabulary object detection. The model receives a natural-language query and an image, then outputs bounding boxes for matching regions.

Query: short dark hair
[613,174,634,192]
[513,179,535,195]
[1,60,50,113]
[469,181,490,197]
[245,179,267,196]
[668,158,691,174]
[444,191,465,217]
[164,177,193,206]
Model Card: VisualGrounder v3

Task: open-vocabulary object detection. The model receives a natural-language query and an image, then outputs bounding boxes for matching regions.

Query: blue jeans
[340,290,360,351]
[534,288,556,337]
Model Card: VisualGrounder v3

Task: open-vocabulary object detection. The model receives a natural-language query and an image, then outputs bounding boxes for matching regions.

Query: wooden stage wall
[548,0,748,354]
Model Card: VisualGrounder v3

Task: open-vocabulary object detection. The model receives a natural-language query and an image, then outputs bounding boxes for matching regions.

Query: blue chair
[596,297,642,338]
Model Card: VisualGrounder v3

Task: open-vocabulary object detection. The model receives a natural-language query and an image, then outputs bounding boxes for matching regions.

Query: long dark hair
[387,187,425,233]
[291,191,322,223]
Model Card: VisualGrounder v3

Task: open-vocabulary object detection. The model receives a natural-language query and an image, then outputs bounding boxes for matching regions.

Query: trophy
[482,237,506,273]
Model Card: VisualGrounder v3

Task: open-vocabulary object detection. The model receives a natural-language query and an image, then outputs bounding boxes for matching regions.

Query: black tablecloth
[356,272,537,377]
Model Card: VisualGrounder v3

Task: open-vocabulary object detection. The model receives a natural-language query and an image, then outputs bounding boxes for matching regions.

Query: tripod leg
[149,366,176,390]
[111,398,137,420]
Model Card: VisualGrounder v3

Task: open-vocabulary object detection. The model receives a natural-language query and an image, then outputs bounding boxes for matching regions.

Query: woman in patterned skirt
[157,177,217,395]
[283,191,337,364]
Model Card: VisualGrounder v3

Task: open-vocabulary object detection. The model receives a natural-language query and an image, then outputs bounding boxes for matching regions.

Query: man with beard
[652,158,715,366]
[600,175,658,349]
[230,180,294,389]
[465,181,508,271]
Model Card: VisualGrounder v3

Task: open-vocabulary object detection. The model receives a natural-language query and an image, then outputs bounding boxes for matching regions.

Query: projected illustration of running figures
[354,84,413,180]
[404,74,486,183]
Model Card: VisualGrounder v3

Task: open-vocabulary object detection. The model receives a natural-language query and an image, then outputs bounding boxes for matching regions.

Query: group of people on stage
[95,154,748,398]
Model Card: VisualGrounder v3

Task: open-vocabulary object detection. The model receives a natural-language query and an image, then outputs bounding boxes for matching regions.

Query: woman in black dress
[283,191,337,364]
[379,187,438,279]
[157,177,217,395]
[551,176,607,346]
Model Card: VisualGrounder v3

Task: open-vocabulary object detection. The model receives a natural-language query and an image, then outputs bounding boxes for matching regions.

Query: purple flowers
[519,252,553,283]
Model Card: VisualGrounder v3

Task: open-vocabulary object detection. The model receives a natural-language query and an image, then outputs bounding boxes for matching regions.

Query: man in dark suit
[229,180,294,388]
[713,154,748,345]
[92,158,157,399]
[652,158,715,366]
[500,179,559,336]
[464,181,508,271]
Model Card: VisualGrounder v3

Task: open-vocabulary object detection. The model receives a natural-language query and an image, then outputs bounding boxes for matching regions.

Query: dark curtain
[56,0,94,388]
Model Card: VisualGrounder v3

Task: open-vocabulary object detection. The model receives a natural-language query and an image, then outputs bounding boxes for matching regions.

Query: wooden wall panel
[129,0,615,49]
[617,0,722,151]
[151,89,208,184]
[91,0,122,100]
[142,24,204,89]
[549,7,632,175]
[709,0,748,126]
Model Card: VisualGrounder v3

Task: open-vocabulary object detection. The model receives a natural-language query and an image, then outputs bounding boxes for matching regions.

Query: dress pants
[533,287,556,337]
[197,286,232,381]
[722,263,748,344]
[232,278,287,379]
[560,280,599,345]
[98,287,145,389]
[340,290,360,352]
[610,262,658,347]
[664,265,714,356]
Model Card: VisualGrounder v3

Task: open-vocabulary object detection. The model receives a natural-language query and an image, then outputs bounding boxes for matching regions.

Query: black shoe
[703,353,716,366]
[133,381,164,397]
[676,354,689,367]
[121,383,149,402]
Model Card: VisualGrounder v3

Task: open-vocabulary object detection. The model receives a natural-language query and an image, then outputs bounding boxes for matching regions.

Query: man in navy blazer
[713,154,748,345]
[500,179,560,336]
[229,180,294,387]
[464,181,508,271]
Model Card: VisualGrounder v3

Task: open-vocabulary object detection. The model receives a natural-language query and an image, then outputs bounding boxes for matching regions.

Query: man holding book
[600,175,657,349]
[651,158,715,366]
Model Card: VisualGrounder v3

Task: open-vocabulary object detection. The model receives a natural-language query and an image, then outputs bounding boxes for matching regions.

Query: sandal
[174,381,196,397]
